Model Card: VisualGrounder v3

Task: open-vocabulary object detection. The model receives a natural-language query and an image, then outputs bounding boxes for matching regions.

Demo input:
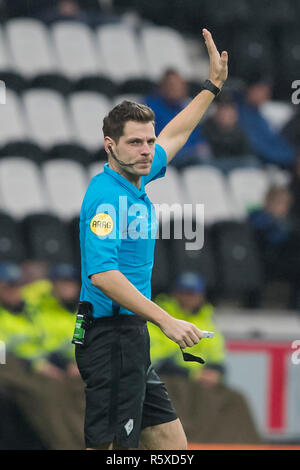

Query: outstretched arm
[156,29,228,164]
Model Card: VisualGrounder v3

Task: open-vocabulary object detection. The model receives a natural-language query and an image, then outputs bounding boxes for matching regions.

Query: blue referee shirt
[79,144,167,318]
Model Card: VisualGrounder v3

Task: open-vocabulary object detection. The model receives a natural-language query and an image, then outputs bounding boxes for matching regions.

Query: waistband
[93,314,147,326]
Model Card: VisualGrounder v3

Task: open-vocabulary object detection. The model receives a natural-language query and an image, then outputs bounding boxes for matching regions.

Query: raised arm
[156,29,228,164]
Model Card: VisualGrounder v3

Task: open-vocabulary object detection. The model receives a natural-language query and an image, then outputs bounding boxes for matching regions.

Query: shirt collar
[104,163,146,199]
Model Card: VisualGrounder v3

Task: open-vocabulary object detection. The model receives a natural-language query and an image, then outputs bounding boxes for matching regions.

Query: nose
[141,145,151,156]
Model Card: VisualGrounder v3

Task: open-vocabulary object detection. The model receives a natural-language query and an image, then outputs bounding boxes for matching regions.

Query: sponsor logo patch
[90,213,114,236]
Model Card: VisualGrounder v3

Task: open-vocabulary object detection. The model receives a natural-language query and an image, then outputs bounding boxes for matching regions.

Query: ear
[104,137,114,155]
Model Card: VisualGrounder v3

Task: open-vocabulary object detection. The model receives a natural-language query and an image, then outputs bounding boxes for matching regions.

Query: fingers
[221,50,228,65]
[202,28,219,56]
[178,340,189,349]
[176,335,194,349]
[192,325,203,341]
[179,326,202,349]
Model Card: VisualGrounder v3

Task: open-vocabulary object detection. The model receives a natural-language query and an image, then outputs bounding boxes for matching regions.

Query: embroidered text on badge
[90,213,114,236]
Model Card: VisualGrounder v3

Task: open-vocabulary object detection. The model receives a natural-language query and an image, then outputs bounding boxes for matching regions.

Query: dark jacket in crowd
[283,111,300,151]
[236,99,296,168]
[202,116,252,158]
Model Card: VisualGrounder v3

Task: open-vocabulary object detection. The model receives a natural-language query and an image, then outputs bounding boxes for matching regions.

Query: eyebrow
[126,137,156,143]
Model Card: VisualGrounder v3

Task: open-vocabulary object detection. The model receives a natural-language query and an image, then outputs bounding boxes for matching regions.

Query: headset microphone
[108,146,137,168]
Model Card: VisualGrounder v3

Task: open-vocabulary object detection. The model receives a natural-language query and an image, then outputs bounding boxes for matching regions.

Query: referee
[75,29,228,450]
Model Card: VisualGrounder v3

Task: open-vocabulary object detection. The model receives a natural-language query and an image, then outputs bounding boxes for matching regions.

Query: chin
[139,168,152,176]
[135,164,152,176]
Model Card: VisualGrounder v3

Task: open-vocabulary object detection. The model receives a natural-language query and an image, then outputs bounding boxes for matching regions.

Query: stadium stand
[51,21,101,80]
[88,161,105,179]
[169,225,217,296]
[182,166,237,224]
[151,237,171,297]
[260,101,295,132]
[93,146,107,162]
[277,29,300,100]
[231,29,274,82]
[113,93,142,106]
[212,221,263,305]
[68,215,81,265]
[141,26,194,81]
[0,70,28,94]
[0,157,48,218]
[47,142,94,166]
[96,24,146,83]
[118,77,156,95]
[203,0,252,29]
[68,91,110,150]
[74,75,117,97]
[0,142,45,164]
[0,89,28,146]
[146,166,186,222]
[228,168,270,216]
[42,159,88,219]
[0,26,10,71]
[0,212,26,262]
[21,213,75,263]
[5,18,58,77]
[23,89,75,148]
[29,73,73,96]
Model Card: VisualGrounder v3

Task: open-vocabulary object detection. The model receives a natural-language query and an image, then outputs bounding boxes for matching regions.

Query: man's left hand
[203,28,228,89]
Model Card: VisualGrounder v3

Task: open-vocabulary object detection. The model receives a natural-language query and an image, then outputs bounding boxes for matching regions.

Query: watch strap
[202,79,221,96]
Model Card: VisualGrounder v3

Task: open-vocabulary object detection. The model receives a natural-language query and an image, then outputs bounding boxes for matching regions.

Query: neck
[108,158,141,189]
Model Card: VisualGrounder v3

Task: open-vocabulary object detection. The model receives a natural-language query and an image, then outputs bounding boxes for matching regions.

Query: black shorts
[75,315,177,449]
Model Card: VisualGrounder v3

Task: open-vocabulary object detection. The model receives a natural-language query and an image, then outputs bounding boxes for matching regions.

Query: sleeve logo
[90,213,114,236]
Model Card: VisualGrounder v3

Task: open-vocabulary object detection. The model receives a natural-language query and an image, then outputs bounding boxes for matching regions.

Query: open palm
[203,28,228,89]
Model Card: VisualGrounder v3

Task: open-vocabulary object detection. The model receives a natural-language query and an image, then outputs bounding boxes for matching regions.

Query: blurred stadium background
[0,0,300,450]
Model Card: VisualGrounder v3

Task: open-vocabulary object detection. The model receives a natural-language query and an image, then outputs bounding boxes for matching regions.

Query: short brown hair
[102,100,155,143]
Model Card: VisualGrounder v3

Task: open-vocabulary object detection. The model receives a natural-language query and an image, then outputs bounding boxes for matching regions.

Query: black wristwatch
[202,79,221,97]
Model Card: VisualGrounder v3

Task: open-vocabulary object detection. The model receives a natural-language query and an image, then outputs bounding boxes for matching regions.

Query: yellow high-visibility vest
[148,294,225,378]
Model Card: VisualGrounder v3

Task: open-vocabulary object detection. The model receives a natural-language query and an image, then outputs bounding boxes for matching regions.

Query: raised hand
[203,28,228,89]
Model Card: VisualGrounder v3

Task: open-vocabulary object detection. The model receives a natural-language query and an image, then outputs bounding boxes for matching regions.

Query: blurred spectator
[236,76,296,168]
[5,0,81,19]
[0,262,85,449]
[289,155,300,226]
[21,260,49,285]
[202,92,258,172]
[22,263,80,374]
[249,186,300,308]
[50,263,80,313]
[148,272,225,384]
[4,0,117,26]
[0,263,42,361]
[283,108,300,153]
[34,0,92,25]
[144,70,212,170]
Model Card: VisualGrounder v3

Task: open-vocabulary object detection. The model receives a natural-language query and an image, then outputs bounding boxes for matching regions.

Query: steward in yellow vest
[22,264,80,375]
[0,263,44,363]
[148,272,225,385]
